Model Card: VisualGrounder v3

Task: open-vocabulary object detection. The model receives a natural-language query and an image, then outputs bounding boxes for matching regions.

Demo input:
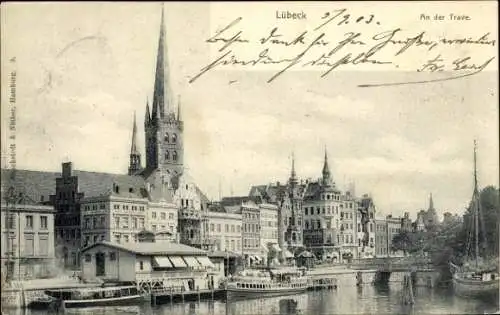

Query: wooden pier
[150,287,226,305]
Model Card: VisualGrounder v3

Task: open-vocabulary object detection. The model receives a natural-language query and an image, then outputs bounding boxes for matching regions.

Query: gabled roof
[1,169,59,204]
[1,168,150,203]
[72,170,148,199]
[81,241,207,256]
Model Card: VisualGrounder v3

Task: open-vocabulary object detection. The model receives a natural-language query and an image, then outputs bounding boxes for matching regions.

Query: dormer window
[114,185,120,194]
[164,133,169,143]
[172,134,177,144]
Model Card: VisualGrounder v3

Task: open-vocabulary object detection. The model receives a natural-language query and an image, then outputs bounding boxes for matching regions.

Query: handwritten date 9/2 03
[315,9,381,31]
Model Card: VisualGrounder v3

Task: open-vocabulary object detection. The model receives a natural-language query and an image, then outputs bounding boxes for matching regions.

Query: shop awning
[153,256,173,268]
[196,256,215,268]
[168,256,188,268]
[183,256,201,268]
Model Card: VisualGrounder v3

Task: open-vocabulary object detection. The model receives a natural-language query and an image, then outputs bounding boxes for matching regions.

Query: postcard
[1,2,498,314]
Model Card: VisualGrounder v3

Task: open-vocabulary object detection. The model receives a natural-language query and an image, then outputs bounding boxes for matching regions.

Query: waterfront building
[375,216,389,257]
[205,203,242,253]
[258,203,279,265]
[386,215,404,257]
[401,212,412,232]
[415,211,426,231]
[302,151,340,260]
[80,241,217,293]
[0,184,56,280]
[241,200,262,266]
[374,214,404,257]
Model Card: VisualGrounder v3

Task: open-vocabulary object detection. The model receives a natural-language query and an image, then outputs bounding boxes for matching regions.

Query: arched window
[165,151,169,160]
[172,151,177,161]
[305,220,309,230]
[172,134,177,144]
[164,133,169,142]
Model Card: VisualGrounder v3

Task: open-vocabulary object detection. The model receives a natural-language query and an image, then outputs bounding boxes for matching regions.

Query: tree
[391,231,413,255]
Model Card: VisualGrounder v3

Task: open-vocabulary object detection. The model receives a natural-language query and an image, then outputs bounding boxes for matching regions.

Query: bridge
[349,256,434,272]
[349,256,437,286]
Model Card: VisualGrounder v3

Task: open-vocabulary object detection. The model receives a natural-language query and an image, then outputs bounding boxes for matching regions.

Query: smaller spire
[145,98,151,125]
[322,147,331,186]
[131,112,138,154]
[428,193,434,211]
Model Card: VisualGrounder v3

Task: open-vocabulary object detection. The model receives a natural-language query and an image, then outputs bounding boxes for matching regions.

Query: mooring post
[402,273,415,305]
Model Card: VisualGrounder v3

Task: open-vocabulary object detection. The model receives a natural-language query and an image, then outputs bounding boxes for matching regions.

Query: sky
[1,2,498,220]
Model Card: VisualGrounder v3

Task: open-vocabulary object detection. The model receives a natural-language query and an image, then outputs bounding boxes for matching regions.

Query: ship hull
[227,287,307,300]
[453,274,499,297]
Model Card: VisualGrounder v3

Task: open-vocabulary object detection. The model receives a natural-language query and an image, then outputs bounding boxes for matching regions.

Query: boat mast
[473,140,479,268]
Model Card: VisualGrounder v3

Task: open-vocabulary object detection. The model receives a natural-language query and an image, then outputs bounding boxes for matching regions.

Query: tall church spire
[152,3,173,120]
[128,112,141,175]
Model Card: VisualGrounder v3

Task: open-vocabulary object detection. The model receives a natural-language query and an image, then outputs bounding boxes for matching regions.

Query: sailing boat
[451,141,499,297]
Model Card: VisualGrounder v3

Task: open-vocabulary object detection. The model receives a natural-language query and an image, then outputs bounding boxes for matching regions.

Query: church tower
[128,112,141,175]
[144,5,184,177]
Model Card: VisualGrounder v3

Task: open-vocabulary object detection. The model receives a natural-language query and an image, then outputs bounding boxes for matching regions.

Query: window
[40,216,48,229]
[169,213,174,220]
[85,254,91,262]
[322,208,325,214]
[139,218,145,229]
[231,240,235,250]
[217,224,221,232]
[172,133,177,143]
[165,151,170,160]
[173,151,178,161]
[225,240,229,250]
[93,217,97,229]
[210,224,214,232]
[225,224,229,233]
[85,236,90,246]
[25,215,33,229]
[39,234,49,256]
[110,252,116,261]
[161,212,166,220]
[237,225,240,233]
[133,217,138,229]
[152,225,157,231]
[305,208,308,215]
[115,216,120,228]
[100,216,105,228]
[114,234,121,243]
[231,225,235,233]
[6,214,15,229]
[23,233,34,256]
[139,261,144,270]
[124,235,130,243]
[93,235,98,243]
[164,133,169,142]
[123,217,129,229]
[152,212,157,219]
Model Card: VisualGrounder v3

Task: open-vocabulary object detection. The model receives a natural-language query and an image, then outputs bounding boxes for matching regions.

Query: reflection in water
[22,285,499,315]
